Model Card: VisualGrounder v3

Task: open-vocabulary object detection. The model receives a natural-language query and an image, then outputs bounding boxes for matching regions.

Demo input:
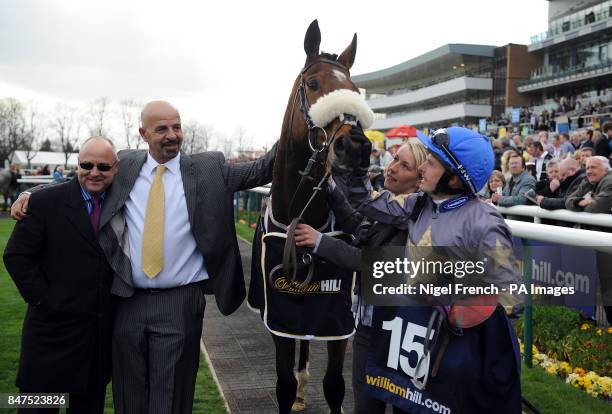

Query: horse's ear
[304,19,321,60]
[337,33,357,70]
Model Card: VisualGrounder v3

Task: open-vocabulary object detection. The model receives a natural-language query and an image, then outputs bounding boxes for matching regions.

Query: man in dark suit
[12,101,276,413]
[4,136,119,414]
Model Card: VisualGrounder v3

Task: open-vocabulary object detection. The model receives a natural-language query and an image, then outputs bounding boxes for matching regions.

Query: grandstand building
[354,44,536,131]
[518,0,612,108]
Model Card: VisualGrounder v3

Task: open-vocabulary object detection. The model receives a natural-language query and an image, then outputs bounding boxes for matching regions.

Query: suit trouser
[112,282,206,414]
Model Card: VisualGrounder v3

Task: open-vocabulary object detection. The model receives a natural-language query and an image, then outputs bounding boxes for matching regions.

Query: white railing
[496,205,612,228]
[18,176,54,184]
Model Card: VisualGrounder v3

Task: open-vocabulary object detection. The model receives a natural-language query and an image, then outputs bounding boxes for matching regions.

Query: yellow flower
[574,368,586,377]
[595,327,603,336]
[580,323,591,331]
[607,327,612,334]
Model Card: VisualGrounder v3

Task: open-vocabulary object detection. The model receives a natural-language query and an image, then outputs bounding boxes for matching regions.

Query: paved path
[202,238,356,414]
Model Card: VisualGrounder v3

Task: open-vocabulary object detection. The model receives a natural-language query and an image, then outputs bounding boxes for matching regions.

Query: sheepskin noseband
[308,89,374,130]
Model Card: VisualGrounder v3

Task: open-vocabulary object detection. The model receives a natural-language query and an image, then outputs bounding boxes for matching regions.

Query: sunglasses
[430,129,477,195]
[79,161,117,172]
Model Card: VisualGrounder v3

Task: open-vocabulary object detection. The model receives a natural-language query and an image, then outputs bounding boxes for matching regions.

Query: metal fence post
[247,192,252,227]
[522,238,533,368]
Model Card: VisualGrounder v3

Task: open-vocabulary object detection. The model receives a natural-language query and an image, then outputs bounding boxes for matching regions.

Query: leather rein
[270,58,358,290]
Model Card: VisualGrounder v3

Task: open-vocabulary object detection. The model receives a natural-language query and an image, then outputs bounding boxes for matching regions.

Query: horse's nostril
[335,137,345,152]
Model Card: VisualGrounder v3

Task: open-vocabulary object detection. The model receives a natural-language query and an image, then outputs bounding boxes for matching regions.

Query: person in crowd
[571,131,582,151]
[566,156,612,214]
[529,141,553,181]
[559,132,575,157]
[536,157,585,210]
[580,128,594,149]
[480,170,506,201]
[370,148,380,166]
[4,137,119,414]
[594,121,611,159]
[550,134,563,159]
[11,100,278,414]
[579,147,594,168]
[535,158,561,199]
[297,127,522,413]
[492,153,536,208]
[522,135,535,162]
[379,147,393,167]
[6,164,21,211]
[41,165,50,175]
[52,165,64,182]
[367,164,385,191]
[500,149,519,179]
[511,134,524,154]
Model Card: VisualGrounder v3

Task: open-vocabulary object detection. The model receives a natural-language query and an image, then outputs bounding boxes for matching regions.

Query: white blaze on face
[333,70,347,82]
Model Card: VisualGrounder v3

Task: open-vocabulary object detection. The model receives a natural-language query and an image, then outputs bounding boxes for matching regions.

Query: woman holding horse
[295,140,428,413]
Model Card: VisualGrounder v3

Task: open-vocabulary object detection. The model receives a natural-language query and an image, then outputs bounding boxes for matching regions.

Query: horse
[247,19,373,414]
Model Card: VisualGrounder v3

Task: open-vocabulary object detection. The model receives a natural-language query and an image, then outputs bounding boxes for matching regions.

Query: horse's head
[274,20,373,226]
[283,19,373,176]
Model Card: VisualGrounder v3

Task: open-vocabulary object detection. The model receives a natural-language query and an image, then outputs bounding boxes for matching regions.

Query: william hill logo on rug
[273,277,342,294]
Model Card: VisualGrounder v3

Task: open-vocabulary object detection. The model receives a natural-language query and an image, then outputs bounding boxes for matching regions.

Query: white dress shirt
[126,152,209,288]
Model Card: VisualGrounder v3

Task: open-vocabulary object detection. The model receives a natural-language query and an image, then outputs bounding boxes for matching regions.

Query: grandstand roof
[353,44,496,89]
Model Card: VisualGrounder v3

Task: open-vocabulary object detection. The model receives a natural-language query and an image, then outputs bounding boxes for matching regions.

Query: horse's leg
[272,334,297,414]
[323,339,348,414]
[292,340,310,411]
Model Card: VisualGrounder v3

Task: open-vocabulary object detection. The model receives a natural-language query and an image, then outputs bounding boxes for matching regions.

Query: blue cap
[416,127,494,194]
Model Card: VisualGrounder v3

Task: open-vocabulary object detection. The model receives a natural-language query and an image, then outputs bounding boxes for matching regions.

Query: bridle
[270,57,359,289]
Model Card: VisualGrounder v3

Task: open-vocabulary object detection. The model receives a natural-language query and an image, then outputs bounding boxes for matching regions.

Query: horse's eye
[306,79,319,90]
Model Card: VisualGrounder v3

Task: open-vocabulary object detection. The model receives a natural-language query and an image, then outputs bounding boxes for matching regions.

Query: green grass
[0,219,226,413]
[234,209,256,242]
[521,363,612,414]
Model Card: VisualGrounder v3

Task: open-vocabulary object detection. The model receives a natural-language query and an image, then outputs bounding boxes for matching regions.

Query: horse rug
[247,198,355,340]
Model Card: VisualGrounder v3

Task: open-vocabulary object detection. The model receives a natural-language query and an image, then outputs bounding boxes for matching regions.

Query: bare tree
[233,126,253,154]
[119,99,142,149]
[182,120,211,155]
[87,96,110,137]
[221,134,234,160]
[53,104,80,168]
[0,98,25,164]
[22,103,44,169]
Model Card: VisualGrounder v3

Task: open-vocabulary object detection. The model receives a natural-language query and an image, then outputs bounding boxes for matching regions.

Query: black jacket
[3,178,114,392]
[539,169,586,210]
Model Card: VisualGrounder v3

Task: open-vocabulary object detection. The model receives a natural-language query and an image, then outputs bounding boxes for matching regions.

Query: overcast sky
[0,0,549,150]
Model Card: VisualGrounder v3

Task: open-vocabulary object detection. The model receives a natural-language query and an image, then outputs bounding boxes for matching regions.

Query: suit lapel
[99,151,147,229]
[65,178,102,252]
[180,152,197,227]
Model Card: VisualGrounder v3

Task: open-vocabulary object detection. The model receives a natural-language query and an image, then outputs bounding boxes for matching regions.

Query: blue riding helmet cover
[416,127,494,194]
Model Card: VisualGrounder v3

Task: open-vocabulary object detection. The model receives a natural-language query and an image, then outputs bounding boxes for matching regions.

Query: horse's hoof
[291,397,306,411]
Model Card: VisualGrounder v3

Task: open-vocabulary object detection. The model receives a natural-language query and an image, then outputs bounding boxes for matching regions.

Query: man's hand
[11,193,31,221]
[549,179,561,192]
[535,195,544,206]
[294,224,321,248]
[578,198,593,208]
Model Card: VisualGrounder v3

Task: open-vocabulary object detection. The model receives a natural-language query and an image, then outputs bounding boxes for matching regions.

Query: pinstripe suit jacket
[97,146,276,315]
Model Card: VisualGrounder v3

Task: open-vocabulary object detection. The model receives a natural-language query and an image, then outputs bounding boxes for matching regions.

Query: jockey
[297,127,522,413]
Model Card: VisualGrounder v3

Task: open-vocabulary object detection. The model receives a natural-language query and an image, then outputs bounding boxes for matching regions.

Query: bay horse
[248,20,373,414]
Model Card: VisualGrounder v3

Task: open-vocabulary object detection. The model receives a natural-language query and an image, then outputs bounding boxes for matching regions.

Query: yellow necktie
[142,164,167,278]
